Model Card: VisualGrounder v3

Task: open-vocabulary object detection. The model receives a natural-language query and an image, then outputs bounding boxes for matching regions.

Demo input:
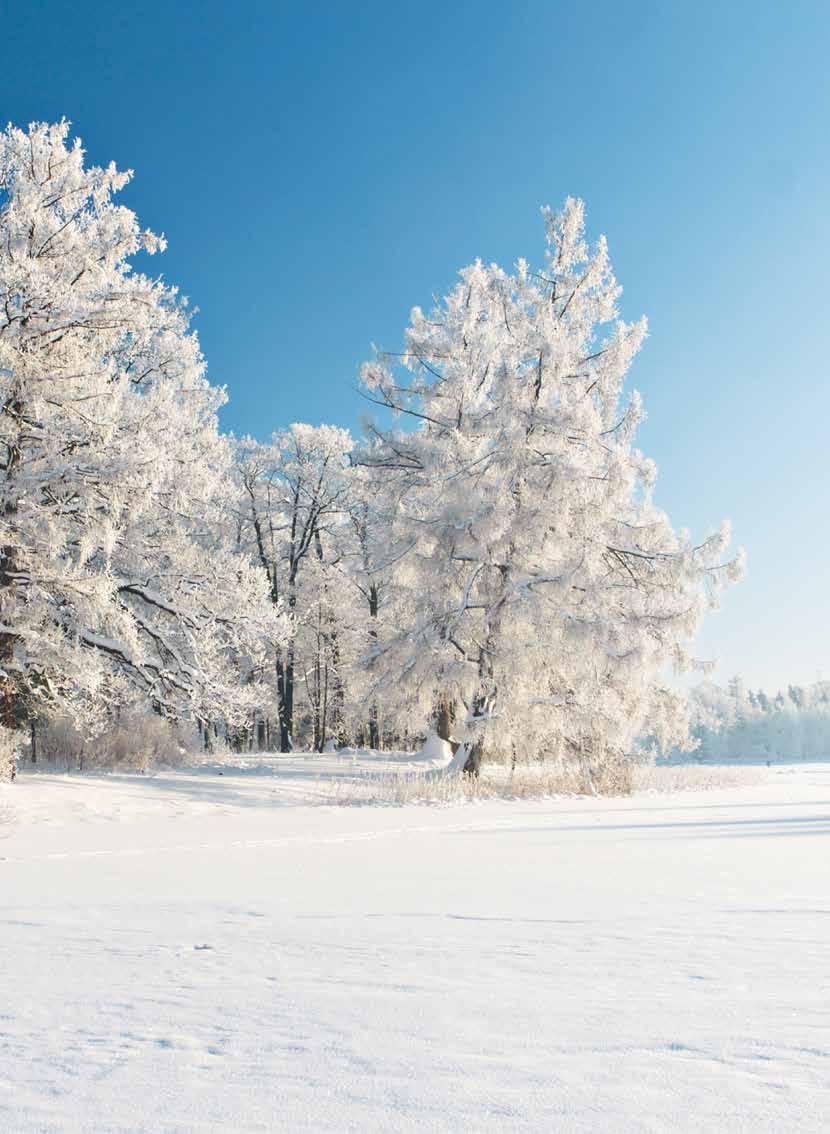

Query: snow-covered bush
[33,714,192,772]
[0,726,22,782]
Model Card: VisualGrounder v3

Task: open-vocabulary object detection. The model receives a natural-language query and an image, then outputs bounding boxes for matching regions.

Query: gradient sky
[4,0,829,691]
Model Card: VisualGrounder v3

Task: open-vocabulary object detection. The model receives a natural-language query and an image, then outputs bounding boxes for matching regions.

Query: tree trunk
[368,705,379,751]
[319,647,329,752]
[311,617,323,752]
[277,581,297,753]
[277,648,294,752]
[435,701,460,754]
[366,581,380,749]
[453,694,491,778]
[0,394,23,732]
[462,737,484,777]
[327,623,347,748]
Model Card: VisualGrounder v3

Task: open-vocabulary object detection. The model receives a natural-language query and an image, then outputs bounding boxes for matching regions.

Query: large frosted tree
[0,121,282,734]
[359,198,743,774]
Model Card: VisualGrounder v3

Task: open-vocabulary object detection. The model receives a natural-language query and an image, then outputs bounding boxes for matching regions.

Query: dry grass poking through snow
[326,760,765,806]
[326,765,625,806]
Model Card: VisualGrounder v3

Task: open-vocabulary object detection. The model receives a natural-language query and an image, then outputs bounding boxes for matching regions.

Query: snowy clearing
[1,757,829,1133]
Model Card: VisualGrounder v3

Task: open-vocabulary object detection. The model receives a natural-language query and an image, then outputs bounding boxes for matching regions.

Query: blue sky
[4,0,829,690]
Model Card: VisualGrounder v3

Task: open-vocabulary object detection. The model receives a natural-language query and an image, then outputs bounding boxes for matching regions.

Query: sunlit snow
[2,757,827,1132]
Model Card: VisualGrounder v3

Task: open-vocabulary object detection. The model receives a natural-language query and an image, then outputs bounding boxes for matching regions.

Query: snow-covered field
[1,756,828,1133]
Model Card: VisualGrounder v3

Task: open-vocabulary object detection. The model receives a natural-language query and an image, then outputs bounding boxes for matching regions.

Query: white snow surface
[1,755,828,1133]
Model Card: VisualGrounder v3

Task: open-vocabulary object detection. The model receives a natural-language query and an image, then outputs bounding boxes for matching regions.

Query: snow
[1,757,829,1132]
[417,730,455,768]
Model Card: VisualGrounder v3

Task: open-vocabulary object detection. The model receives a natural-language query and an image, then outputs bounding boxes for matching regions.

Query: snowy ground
[1,756,828,1133]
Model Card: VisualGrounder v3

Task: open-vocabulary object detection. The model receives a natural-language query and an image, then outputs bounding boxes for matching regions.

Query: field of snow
[1,755,828,1132]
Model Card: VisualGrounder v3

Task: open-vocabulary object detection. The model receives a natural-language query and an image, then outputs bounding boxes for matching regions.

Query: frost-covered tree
[0,121,283,733]
[237,424,356,750]
[358,198,743,774]
[684,678,830,761]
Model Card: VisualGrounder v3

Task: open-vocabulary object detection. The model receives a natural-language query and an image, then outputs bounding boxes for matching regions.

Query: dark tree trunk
[368,706,379,751]
[461,695,489,777]
[320,647,329,751]
[366,581,380,749]
[311,623,323,753]
[463,738,484,777]
[0,395,23,732]
[0,603,17,729]
[436,699,463,767]
[277,647,294,752]
[435,701,460,754]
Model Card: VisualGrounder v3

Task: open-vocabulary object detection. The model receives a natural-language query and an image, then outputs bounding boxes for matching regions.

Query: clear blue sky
[4,1,829,691]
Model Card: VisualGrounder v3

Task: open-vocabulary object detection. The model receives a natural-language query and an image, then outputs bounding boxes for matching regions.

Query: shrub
[31,714,192,772]
[0,726,21,782]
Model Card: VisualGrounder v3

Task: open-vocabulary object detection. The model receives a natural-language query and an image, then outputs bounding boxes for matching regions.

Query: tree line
[679,678,830,762]
[0,121,742,780]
